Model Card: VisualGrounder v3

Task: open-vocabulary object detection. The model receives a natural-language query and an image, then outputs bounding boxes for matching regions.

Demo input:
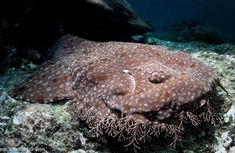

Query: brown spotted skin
[11,61,74,103]
[11,34,219,147]
[11,34,218,117]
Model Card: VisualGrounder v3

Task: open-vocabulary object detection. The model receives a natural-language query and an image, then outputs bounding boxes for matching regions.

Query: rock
[229,146,235,153]
[224,105,235,125]
[61,0,152,40]
[214,131,233,153]
[0,0,152,74]
[1,102,109,152]
[69,149,98,153]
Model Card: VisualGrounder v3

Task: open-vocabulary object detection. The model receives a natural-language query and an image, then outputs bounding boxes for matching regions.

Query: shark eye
[148,71,171,84]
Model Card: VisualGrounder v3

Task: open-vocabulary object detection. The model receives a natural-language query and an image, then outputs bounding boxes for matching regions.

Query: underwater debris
[11,34,221,150]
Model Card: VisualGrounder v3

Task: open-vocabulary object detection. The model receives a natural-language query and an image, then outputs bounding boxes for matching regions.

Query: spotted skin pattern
[11,34,219,149]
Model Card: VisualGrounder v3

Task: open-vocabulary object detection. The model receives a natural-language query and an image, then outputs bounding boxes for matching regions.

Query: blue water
[128,0,235,43]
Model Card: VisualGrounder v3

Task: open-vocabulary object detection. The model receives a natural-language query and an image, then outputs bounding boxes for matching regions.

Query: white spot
[191,94,195,100]
[59,84,64,88]
[122,69,129,74]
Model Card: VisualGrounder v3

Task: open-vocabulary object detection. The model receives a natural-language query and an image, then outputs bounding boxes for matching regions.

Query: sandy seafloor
[0,36,235,153]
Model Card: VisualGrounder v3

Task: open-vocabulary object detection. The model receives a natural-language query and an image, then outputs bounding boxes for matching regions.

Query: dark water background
[128,0,235,43]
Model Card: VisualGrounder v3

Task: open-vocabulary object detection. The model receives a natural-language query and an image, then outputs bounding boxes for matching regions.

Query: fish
[11,34,220,149]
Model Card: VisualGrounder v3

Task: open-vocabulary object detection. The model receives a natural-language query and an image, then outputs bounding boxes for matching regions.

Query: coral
[0,89,108,152]
[10,34,221,150]
[1,103,85,152]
